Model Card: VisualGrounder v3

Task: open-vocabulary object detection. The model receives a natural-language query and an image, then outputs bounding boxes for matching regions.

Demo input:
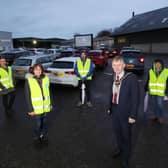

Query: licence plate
[126,64,135,68]
[53,72,64,77]
[16,70,24,74]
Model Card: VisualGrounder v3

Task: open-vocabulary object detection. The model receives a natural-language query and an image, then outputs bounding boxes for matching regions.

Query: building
[113,7,168,54]
[0,31,13,51]
[93,36,114,49]
[13,37,66,49]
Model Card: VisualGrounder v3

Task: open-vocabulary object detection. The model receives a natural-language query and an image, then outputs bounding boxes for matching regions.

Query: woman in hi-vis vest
[25,64,52,145]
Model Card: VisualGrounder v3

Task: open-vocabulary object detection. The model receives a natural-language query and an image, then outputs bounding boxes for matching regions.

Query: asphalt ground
[0,56,168,168]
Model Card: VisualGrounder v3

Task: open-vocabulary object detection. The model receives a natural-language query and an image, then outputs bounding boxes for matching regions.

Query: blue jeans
[34,113,48,138]
[150,95,164,118]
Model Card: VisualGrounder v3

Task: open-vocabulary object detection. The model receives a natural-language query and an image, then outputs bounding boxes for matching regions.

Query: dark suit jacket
[108,72,139,120]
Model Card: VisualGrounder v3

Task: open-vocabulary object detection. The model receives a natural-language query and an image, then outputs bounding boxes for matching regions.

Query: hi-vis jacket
[0,66,14,92]
[149,68,168,96]
[75,58,93,80]
[27,76,51,115]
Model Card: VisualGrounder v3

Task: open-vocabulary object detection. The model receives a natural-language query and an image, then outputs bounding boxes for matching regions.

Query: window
[13,59,32,66]
[50,61,74,69]
[162,17,168,23]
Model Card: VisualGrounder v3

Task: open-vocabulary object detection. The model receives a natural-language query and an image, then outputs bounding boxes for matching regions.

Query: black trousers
[79,80,91,102]
[112,105,132,167]
[2,91,16,112]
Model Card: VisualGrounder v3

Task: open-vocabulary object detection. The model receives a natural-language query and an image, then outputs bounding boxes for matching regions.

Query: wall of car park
[0,31,13,52]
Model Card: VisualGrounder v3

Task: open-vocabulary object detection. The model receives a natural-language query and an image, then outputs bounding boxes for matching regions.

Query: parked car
[46,48,62,59]
[59,50,80,58]
[28,48,46,55]
[47,57,79,87]
[1,50,35,65]
[108,48,119,57]
[12,54,54,80]
[87,50,108,68]
[120,48,144,73]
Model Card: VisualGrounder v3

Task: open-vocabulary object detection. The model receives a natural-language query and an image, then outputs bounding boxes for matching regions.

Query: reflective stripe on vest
[0,67,14,91]
[149,68,168,96]
[28,76,51,115]
[77,58,92,80]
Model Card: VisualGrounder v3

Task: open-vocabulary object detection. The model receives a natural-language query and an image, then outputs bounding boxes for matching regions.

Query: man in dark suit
[107,56,139,168]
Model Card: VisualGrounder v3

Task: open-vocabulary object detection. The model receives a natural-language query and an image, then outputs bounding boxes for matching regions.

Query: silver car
[12,54,54,80]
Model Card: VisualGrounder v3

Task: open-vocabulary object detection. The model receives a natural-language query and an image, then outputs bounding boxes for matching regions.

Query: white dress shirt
[112,71,125,104]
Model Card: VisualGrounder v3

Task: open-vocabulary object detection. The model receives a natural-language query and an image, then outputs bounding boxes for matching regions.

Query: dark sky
[1,0,168,39]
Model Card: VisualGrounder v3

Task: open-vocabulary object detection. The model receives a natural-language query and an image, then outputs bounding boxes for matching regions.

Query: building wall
[0,31,13,51]
[93,38,114,49]
[114,28,168,54]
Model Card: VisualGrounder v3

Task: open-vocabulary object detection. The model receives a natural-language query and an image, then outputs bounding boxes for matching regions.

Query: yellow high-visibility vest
[0,66,14,92]
[77,58,92,80]
[28,76,51,115]
[149,68,168,96]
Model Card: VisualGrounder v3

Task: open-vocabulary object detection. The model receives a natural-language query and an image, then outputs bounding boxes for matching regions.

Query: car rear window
[122,50,140,54]
[60,52,74,57]
[50,61,74,69]
[122,51,140,56]
[88,52,101,56]
[13,59,32,66]
[1,53,16,58]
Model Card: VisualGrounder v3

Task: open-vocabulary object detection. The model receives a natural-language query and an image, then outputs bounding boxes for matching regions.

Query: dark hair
[154,59,164,65]
[81,51,86,54]
[32,64,45,78]
[29,66,33,73]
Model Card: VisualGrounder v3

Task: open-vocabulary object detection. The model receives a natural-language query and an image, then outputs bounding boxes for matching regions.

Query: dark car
[59,50,80,58]
[120,48,144,74]
[1,50,35,65]
[108,48,119,58]
[87,50,108,68]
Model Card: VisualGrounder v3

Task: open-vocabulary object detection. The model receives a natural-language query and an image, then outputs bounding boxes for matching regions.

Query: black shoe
[87,101,93,107]
[112,149,120,158]
[76,101,82,107]
[39,134,48,145]
[33,137,40,147]
[5,110,12,117]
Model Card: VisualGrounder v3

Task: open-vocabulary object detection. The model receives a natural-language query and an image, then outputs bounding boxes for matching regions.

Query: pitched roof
[113,7,168,36]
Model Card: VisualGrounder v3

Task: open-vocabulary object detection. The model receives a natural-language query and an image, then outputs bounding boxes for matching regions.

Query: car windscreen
[50,61,74,69]
[13,59,32,66]
[88,52,101,56]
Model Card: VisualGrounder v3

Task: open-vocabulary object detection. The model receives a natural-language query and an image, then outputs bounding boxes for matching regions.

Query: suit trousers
[112,104,132,167]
